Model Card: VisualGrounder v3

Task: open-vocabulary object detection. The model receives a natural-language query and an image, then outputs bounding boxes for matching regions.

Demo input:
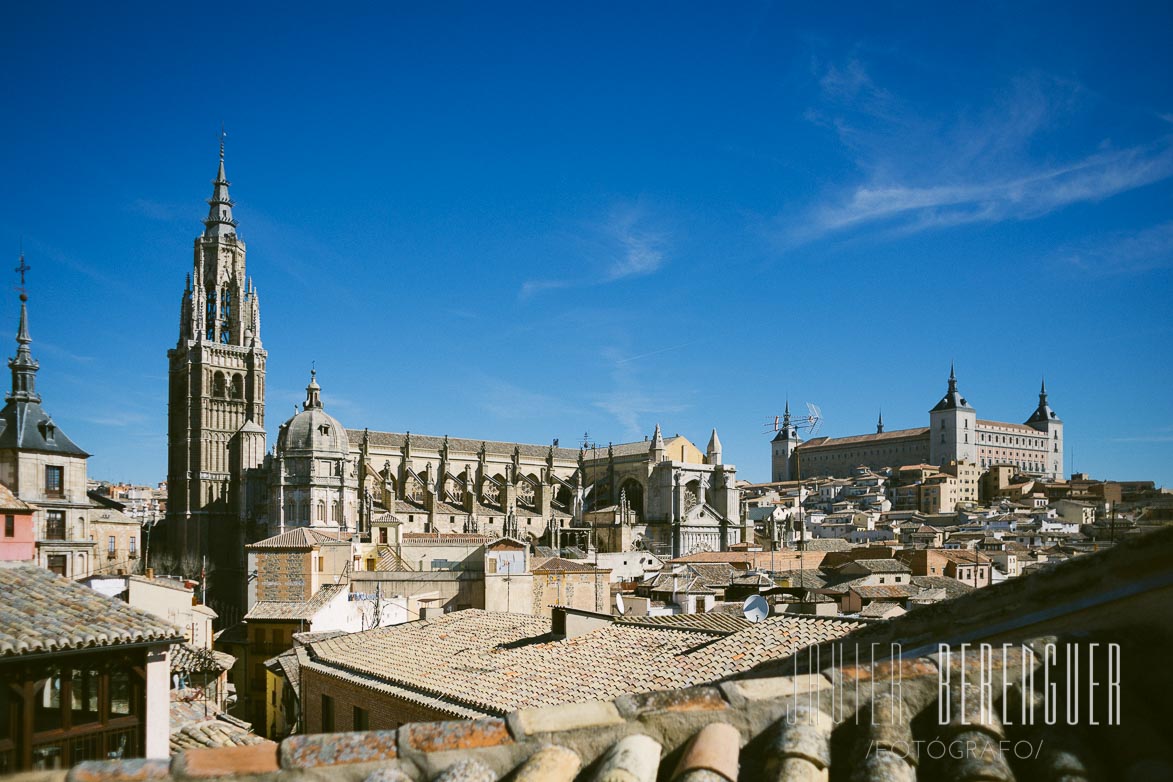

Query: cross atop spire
[8,258,40,404]
[14,249,29,294]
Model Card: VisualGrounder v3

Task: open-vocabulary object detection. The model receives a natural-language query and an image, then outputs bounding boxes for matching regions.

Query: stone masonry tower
[1026,379,1063,481]
[929,363,977,467]
[166,142,266,617]
[770,401,800,482]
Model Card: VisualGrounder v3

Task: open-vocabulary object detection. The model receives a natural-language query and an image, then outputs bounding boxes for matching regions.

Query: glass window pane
[109,669,133,717]
[34,669,63,732]
[70,669,99,725]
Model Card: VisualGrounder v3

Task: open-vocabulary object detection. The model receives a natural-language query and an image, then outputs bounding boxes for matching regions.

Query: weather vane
[219,123,227,159]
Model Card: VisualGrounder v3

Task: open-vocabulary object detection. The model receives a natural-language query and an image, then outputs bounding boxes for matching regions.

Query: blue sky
[3,2,1172,487]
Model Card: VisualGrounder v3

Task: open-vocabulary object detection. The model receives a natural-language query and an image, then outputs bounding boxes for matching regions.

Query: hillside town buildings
[770,366,1064,482]
[5,144,1171,780]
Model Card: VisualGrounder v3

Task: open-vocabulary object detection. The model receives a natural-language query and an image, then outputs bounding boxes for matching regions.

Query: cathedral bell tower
[166,140,266,617]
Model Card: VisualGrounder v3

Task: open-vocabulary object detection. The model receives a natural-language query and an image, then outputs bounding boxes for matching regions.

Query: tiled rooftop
[58,527,1173,782]
[797,426,930,448]
[613,613,753,635]
[530,557,606,573]
[0,480,32,511]
[0,565,181,657]
[305,609,859,717]
[245,584,348,621]
[170,643,235,675]
[246,528,353,549]
[401,533,491,544]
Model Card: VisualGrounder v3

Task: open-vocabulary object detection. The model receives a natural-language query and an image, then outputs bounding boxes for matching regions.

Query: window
[45,466,64,497]
[317,556,324,573]
[129,537,137,556]
[4,515,12,537]
[379,527,388,544]
[205,297,217,341]
[219,288,232,343]
[47,554,67,576]
[46,510,66,540]
[353,706,369,731]
[108,536,116,554]
[321,695,335,732]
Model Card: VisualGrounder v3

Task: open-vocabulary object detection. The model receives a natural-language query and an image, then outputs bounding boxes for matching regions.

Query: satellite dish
[742,594,769,623]
[615,593,627,616]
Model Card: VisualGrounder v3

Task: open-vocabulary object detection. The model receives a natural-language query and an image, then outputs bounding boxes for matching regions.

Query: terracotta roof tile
[0,566,181,657]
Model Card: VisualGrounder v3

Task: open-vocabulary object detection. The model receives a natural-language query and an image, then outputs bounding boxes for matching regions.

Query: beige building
[772,368,1064,482]
[530,556,611,616]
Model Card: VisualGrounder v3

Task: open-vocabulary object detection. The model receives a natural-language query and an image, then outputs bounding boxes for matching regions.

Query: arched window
[219,288,232,344]
[333,502,342,523]
[212,371,226,398]
[230,374,244,400]
[205,296,216,341]
[316,501,326,523]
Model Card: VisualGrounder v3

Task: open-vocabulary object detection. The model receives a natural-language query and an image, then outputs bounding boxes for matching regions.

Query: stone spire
[650,423,666,462]
[203,137,238,239]
[706,428,723,465]
[8,289,40,404]
[876,410,884,434]
[1027,377,1060,424]
[303,368,322,410]
[773,400,798,442]
[931,362,973,412]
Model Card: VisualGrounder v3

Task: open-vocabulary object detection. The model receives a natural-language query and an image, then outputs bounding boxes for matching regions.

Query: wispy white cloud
[590,346,691,439]
[807,140,1173,237]
[613,341,696,366]
[1057,220,1173,275]
[475,376,578,421]
[788,62,1173,243]
[519,205,668,299]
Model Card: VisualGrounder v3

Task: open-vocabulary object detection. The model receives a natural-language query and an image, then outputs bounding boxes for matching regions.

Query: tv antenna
[763,402,823,437]
[742,594,769,623]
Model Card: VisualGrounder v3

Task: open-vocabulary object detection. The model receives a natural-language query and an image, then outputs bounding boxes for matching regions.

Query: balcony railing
[27,723,140,770]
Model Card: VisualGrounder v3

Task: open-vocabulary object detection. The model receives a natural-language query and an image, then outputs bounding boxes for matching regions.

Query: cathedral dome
[276,371,349,455]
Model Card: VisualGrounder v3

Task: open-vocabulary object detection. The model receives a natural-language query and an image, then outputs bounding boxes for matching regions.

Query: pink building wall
[0,510,36,562]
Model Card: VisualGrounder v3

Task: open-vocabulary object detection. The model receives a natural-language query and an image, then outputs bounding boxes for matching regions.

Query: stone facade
[773,366,1064,482]
[266,373,358,536]
[166,147,267,619]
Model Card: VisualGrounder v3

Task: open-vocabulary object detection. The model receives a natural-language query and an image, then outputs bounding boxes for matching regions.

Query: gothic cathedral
[166,143,267,617]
